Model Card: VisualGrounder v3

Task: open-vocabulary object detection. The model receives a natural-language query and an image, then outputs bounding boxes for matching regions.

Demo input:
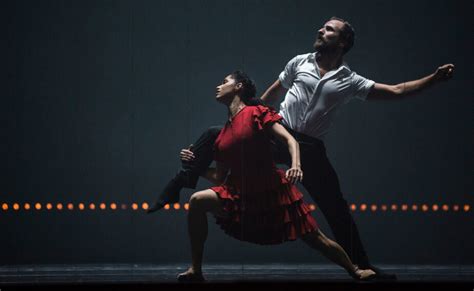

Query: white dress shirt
[278,52,375,139]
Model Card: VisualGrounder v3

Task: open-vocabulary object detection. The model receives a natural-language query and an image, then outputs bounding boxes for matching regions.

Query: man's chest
[292,66,351,103]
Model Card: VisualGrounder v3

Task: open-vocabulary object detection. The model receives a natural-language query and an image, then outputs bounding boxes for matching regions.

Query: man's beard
[313,37,328,50]
[313,39,337,53]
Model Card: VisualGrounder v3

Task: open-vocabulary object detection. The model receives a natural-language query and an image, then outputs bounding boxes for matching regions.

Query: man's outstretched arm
[366,64,454,101]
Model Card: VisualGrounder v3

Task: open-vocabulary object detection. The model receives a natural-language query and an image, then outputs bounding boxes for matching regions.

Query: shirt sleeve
[253,105,283,131]
[350,72,375,101]
[278,55,301,89]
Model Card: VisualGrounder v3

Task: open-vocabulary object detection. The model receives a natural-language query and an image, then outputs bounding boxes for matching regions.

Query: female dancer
[177,71,375,282]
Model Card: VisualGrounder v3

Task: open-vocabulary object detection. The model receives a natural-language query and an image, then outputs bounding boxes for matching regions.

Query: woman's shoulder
[246,104,276,114]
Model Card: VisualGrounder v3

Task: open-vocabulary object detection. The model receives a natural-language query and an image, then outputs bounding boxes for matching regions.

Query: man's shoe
[147,197,178,213]
[147,172,188,214]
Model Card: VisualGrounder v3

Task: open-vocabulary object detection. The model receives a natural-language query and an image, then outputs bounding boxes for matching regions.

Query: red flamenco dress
[210,105,318,245]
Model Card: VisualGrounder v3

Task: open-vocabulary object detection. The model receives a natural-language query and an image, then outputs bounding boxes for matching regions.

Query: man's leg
[147,126,222,213]
[272,137,370,264]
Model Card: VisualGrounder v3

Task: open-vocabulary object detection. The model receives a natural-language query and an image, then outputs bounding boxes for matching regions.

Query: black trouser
[178,125,370,267]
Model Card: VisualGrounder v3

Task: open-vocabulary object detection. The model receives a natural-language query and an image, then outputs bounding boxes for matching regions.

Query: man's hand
[180,144,195,162]
[433,64,455,82]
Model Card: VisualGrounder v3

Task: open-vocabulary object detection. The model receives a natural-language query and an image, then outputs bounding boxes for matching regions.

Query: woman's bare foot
[177,267,205,283]
[352,265,376,281]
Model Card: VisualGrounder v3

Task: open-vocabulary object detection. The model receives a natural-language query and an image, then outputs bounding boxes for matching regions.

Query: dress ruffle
[210,169,318,245]
[252,105,283,131]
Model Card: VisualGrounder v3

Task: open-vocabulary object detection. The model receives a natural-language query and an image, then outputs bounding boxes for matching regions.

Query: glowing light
[2,200,464,213]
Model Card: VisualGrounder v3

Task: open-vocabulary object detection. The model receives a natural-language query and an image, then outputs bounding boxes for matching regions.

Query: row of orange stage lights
[0,202,471,212]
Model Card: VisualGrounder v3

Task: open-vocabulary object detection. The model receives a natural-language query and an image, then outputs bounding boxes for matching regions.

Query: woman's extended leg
[177,189,221,282]
[301,229,376,280]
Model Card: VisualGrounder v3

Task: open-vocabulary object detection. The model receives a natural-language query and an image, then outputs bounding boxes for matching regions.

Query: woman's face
[216,75,240,101]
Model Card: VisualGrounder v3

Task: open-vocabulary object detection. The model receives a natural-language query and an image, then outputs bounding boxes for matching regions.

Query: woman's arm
[267,122,303,184]
[179,147,228,185]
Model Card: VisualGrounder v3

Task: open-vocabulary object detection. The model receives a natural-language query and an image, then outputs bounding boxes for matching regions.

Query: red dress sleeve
[252,105,283,131]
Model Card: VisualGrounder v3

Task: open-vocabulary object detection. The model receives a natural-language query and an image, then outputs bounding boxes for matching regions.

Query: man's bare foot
[177,267,205,283]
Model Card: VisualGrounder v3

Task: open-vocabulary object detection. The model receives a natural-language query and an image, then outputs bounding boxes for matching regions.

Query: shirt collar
[309,51,351,73]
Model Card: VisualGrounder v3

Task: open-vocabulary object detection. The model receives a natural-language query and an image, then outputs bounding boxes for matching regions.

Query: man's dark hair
[230,70,264,106]
[329,16,355,54]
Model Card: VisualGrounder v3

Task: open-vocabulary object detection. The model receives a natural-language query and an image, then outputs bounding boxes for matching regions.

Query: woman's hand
[286,166,303,184]
[180,144,195,162]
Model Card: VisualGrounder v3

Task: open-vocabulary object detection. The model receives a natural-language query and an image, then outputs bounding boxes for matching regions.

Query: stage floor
[0,264,472,286]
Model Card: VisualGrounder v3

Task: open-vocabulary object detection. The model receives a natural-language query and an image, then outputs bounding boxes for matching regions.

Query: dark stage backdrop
[1,0,472,265]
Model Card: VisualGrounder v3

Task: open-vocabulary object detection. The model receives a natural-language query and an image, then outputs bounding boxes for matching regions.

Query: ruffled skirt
[210,169,318,245]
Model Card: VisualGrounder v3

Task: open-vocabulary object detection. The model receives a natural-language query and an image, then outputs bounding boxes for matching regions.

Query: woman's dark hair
[230,70,265,106]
